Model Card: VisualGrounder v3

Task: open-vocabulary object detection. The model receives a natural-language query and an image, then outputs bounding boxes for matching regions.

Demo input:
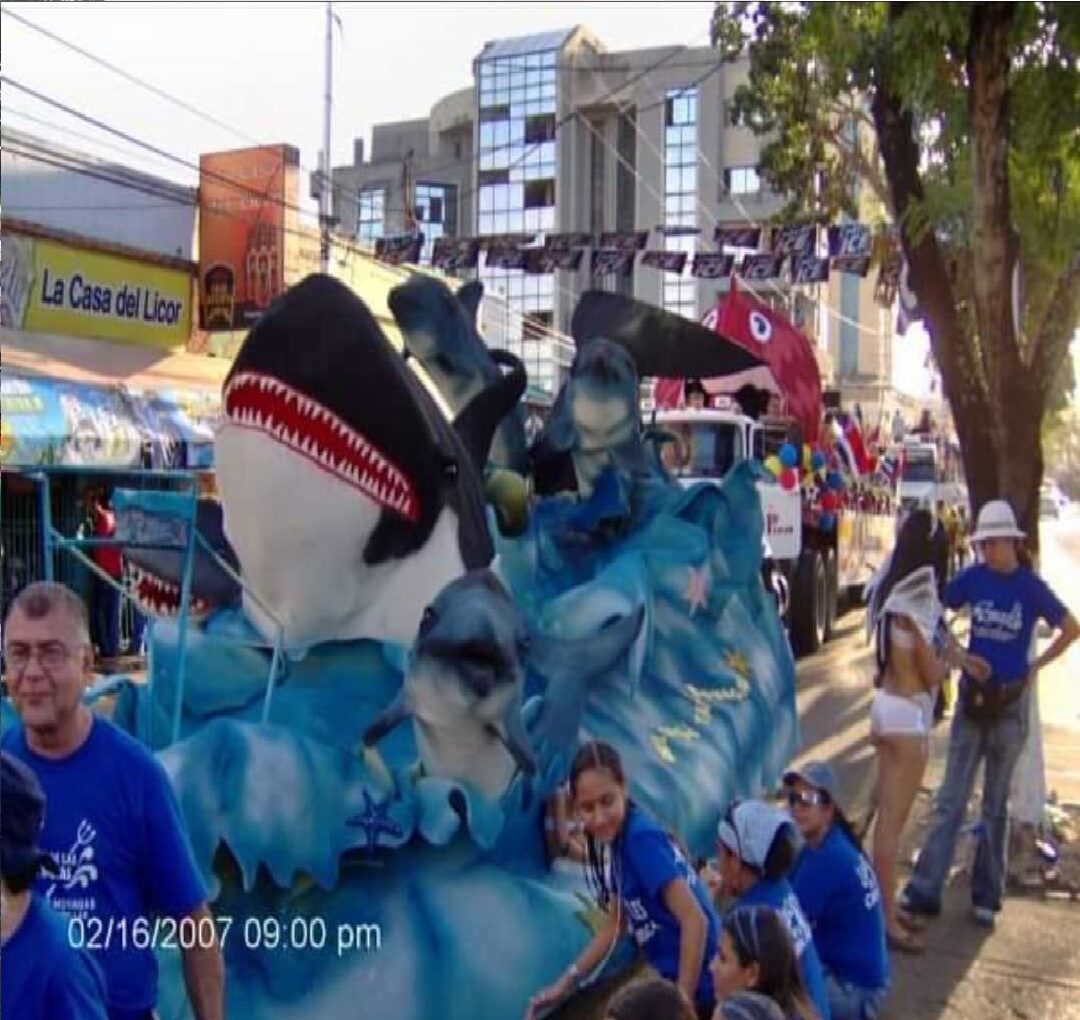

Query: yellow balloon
[802,445,813,470]
[764,455,783,478]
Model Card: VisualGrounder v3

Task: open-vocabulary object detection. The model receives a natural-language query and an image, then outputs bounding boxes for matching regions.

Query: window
[356,187,384,244]
[415,183,456,262]
[524,178,555,209]
[663,87,698,319]
[724,166,761,196]
[524,113,557,144]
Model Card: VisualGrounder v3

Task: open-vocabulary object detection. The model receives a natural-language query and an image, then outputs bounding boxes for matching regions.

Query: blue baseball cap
[1,751,55,880]
[783,760,840,802]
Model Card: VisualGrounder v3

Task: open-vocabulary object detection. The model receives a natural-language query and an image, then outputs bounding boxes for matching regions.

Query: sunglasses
[786,789,828,808]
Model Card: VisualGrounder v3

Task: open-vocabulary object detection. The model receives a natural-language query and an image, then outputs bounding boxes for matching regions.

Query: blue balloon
[826,471,844,492]
[810,451,827,472]
[779,443,799,469]
[820,512,836,531]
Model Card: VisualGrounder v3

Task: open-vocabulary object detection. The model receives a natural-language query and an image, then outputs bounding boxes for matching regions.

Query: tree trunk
[870,54,999,519]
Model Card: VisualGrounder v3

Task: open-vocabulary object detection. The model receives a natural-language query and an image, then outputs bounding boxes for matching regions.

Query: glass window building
[663,87,698,320]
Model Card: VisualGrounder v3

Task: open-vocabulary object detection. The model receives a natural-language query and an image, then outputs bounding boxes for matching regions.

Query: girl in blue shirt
[784,763,889,1020]
[716,800,832,1020]
[526,741,719,1019]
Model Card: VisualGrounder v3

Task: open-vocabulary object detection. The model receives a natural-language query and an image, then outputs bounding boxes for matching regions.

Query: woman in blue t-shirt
[526,741,719,1020]
[716,800,832,1020]
[711,905,819,1020]
[784,763,889,1020]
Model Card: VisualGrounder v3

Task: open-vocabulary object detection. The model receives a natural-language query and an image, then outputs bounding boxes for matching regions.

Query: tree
[713,2,1080,548]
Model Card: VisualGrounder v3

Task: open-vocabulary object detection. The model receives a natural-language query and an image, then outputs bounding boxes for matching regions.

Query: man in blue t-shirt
[2,750,109,1020]
[903,501,1078,928]
[2,582,224,1020]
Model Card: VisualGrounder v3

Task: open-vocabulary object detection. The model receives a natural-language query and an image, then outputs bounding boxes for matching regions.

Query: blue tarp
[0,370,218,470]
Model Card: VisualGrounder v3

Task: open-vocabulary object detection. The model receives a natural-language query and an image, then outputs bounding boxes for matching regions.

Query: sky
[2,1,715,184]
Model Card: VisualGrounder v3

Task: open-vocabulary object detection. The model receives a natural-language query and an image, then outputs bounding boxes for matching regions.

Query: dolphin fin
[456,281,484,324]
[491,704,537,776]
[452,352,527,472]
[361,690,413,748]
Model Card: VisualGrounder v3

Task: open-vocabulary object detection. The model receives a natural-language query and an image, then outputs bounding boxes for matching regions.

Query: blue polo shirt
[736,877,833,1020]
[2,718,207,1020]
[946,565,1067,684]
[616,806,720,1007]
[790,825,889,992]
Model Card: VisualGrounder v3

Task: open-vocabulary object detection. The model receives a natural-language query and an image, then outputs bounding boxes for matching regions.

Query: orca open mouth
[128,564,213,621]
[223,371,418,521]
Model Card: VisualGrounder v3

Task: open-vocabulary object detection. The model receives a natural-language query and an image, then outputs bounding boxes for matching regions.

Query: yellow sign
[19,237,193,350]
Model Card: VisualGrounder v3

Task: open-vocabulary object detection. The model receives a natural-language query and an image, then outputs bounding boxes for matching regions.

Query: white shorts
[871,689,934,738]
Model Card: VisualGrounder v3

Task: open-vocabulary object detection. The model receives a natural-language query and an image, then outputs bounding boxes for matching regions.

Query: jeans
[92,573,121,659]
[825,972,888,1020]
[903,689,1030,913]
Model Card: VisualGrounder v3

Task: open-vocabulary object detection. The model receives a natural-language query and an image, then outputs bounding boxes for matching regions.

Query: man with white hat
[901,500,1078,929]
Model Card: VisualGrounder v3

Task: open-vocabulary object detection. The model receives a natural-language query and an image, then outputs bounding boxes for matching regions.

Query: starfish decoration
[683,565,711,617]
[346,789,404,854]
[724,650,753,682]
[650,725,700,765]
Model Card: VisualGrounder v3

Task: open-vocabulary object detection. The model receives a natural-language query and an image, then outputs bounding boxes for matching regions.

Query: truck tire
[791,549,826,657]
[822,549,838,642]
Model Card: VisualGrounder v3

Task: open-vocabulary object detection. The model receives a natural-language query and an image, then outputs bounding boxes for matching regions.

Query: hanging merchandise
[828,222,873,276]
[375,234,423,266]
[431,237,481,272]
[599,230,649,252]
[544,232,594,252]
[874,230,904,307]
[714,226,762,249]
[771,223,817,257]
[484,240,529,271]
[642,250,689,274]
[790,254,831,284]
[739,253,783,281]
[591,249,635,277]
[690,253,735,279]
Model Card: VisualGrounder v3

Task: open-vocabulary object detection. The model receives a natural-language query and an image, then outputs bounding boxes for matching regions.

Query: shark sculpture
[214,274,524,649]
[117,498,241,622]
[389,275,528,474]
[362,569,644,800]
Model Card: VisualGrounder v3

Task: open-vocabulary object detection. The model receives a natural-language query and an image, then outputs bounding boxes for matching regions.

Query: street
[790,509,1080,1020]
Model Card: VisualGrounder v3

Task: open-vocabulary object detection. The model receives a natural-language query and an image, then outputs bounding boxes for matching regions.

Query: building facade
[331,27,900,409]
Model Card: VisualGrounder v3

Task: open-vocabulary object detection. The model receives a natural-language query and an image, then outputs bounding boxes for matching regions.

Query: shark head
[389,276,486,373]
[215,274,500,647]
[117,499,240,622]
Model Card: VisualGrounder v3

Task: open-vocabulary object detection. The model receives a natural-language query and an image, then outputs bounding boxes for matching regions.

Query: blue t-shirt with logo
[736,877,833,1020]
[1,893,109,1020]
[616,806,720,1006]
[946,565,1067,684]
[790,825,889,992]
[2,718,207,1020]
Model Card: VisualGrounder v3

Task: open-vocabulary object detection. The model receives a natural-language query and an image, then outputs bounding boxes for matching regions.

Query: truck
[648,400,895,657]
[897,438,940,516]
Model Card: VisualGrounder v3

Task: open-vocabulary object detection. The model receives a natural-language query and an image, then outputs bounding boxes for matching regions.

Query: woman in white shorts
[865,510,989,952]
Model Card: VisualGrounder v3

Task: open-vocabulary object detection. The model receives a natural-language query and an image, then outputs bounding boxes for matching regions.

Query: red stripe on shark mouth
[223,371,419,522]
[128,565,212,621]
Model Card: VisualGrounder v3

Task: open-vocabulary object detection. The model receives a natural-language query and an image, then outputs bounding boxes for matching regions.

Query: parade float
[7,274,800,1020]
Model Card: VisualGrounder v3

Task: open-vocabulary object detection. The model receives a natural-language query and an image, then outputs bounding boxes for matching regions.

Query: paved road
[789,509,1080,1020]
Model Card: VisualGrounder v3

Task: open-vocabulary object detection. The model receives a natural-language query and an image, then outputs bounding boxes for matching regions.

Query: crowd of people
[1,494,1076,1020]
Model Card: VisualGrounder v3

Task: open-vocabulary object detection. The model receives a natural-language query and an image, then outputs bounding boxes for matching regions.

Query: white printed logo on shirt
[44,818,99,920]
[971,600,1024,645]
[780,893,813,956]
[857,856,881,911]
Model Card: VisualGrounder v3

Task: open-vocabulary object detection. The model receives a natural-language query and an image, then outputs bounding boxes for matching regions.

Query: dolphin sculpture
[214,274,524,649]
[362,569,645,801]
[389,275,528,474]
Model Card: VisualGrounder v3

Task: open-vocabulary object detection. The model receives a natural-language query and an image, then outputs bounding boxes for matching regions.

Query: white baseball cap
[970,500,1026,544]
[717,801,793,870]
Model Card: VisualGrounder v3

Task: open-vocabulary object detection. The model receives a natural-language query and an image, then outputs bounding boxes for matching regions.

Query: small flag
[790,254,830,284]
[599,230,649,251]
[771,223,817,257]
[591,249,635,276]
[827,223,872,259]
[642,250,689,273]
[690,253,735,279]
[715,226,762,249]
[375,234,423,265]
[431,237,480,271]
[739,253,782,280]
[832,255,871,277]
[544,232,593,252]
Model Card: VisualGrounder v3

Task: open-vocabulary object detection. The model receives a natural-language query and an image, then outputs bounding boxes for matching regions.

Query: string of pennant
[374,221,908,306]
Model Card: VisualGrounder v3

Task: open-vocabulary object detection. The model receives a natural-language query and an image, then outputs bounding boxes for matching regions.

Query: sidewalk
[882,702,1080,1020]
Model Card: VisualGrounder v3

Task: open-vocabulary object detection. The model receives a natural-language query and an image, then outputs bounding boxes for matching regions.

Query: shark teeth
[126,565,211,621]
[223,371,419,521]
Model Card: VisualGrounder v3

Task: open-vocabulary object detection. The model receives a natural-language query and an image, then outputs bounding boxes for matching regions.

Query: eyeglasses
[4,641,74,674]
[786,789,828,809]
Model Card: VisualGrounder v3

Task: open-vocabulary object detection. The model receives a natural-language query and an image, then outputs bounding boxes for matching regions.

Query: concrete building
[331,27,899,411]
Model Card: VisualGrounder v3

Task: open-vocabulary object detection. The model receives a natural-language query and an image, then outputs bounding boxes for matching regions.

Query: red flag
[713,279,822,442]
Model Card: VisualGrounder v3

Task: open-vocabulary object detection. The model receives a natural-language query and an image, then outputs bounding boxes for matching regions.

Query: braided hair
[569,740,628,910]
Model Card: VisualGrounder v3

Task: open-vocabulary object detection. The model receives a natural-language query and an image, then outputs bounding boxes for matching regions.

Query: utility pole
[319,1,334,273]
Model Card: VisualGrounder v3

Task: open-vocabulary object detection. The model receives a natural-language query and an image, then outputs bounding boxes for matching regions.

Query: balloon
[811,450,827,472]
[764,455,783,478]
[826,471,844,492]
[779,468,798,491]
[821,491,840,512]
[820,512,836,531]
[779,443,799,469]
[802,445,813,471]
